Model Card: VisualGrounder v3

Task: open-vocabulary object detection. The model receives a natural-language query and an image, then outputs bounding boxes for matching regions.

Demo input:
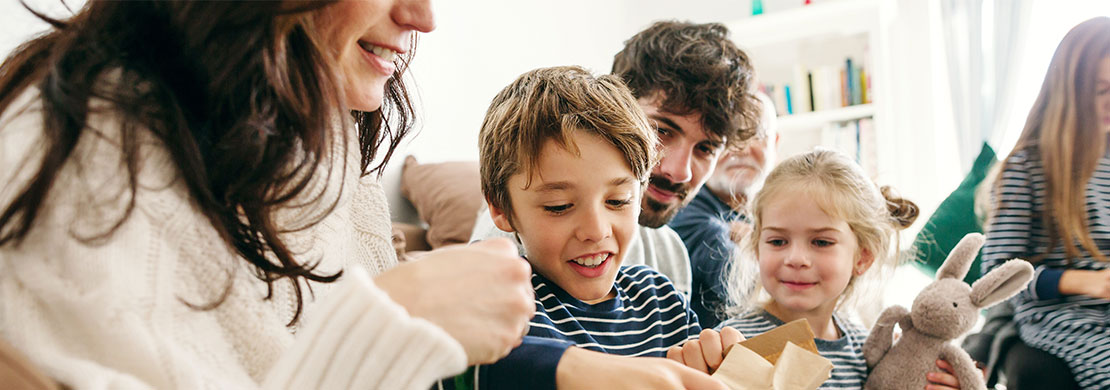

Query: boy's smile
[489,131,641,304]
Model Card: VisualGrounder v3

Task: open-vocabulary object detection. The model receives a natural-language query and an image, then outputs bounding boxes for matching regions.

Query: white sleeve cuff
[263,267,467,390]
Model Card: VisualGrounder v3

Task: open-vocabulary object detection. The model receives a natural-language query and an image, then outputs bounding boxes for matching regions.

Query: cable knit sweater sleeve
[0,88,465,389]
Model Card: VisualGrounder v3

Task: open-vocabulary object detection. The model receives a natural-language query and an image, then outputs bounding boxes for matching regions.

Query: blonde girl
[669,149,969,389]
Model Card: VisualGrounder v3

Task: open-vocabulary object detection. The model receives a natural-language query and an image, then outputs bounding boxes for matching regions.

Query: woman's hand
[665,327,745,374]
[557,347,727,390]
[374,238,535,365]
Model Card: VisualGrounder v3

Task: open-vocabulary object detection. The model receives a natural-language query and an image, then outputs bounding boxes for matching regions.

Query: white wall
[0,0,77,56]
[0,0,954,226]
[388,0,635,222]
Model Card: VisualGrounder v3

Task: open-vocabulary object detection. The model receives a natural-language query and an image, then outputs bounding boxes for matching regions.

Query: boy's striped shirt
[526,264,701,357]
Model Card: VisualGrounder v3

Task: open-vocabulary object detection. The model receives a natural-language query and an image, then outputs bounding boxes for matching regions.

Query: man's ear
[487,200,515,233]
[854,248,876,276]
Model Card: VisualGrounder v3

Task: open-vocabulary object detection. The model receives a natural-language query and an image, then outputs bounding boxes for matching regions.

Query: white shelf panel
[776,103,875,133]
[726,0,880,49]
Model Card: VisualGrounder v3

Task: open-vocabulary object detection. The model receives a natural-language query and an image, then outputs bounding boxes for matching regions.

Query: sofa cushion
[911,142,997,283]
[399,156,484,249]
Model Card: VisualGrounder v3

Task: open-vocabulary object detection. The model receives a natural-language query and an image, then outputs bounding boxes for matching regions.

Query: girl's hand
[924,358,959,390]
[926,358,986,390]
[665,327,745,374]
[557,347,727,390]
[1059,268,1110,299]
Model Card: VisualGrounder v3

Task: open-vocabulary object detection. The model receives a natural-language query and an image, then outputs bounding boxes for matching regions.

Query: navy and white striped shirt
[983,148,1110,388]
[442,264,702,390]
[718,310,869,389]
[527,264,702,357]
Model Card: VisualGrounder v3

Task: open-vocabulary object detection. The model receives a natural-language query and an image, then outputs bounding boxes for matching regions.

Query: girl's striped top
[982,147,1110,388]
[717,310,869,389]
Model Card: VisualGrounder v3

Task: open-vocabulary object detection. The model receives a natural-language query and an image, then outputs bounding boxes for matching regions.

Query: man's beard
[638,175,691,228]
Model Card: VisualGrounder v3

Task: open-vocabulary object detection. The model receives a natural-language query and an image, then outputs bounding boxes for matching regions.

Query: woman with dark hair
[0,1,535,388]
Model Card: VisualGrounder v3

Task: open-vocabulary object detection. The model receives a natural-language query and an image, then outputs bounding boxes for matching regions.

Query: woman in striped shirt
[669,149,968,389]
[981,17,1110,389]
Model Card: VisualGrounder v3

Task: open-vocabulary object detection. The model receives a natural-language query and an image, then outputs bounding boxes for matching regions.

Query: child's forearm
[1058,268,1110,299]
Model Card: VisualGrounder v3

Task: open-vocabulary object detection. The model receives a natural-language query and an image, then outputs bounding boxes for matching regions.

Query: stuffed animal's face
[909,279,979,340]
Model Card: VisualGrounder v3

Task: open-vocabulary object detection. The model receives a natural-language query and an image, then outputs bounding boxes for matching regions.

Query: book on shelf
[818,117,877,178]
[760,56,872,118]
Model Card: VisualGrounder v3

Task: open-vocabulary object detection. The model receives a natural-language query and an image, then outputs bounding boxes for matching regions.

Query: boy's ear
[854,248,876,276]
[487,200,516,233]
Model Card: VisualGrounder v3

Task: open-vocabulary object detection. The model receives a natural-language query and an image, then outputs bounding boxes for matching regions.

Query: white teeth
[362,43,397,61]
[571,253,608,268]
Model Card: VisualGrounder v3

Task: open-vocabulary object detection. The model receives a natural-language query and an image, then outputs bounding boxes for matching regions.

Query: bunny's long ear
[936,233,986,280]
[970,259,1035,308]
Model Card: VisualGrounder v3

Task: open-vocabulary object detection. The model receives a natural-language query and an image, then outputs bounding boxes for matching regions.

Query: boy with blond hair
[446,66,717,389]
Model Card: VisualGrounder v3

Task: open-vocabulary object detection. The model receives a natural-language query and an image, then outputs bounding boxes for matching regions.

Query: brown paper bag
[712,319,833,390]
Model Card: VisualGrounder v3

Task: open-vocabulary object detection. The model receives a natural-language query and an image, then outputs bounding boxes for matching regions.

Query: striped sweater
[527,264,701,356]
[444,264,701,390]
[717,310,869,389]
[982,147,1110,389]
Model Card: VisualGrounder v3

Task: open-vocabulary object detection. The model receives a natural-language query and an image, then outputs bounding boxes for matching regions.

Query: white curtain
[941,0,1033,171]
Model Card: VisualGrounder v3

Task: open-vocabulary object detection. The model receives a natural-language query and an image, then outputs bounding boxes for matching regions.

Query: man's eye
[543,204,572,214]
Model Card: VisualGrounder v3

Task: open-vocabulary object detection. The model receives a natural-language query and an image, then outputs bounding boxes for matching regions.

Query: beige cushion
[399,156,483,249]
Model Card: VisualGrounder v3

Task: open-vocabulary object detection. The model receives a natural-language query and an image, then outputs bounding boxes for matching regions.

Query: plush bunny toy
[862,233,1034,390]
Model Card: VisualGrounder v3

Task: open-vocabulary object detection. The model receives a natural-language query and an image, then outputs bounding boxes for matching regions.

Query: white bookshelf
[776,103,875,134]
[727,0,885,177]
[726,0,880,48]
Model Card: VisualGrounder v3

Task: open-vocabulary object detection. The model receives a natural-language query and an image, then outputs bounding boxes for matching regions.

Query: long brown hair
[997,16,1110,263]
[0,1,416,324]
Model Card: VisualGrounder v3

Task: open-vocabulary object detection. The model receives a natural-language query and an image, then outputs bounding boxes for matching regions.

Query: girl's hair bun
[881,185,918,229]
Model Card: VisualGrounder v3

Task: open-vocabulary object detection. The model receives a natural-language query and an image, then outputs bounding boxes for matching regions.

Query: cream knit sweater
[0,88,466,389]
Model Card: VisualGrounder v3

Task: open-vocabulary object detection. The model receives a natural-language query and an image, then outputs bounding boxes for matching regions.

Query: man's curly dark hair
[613,20,761,147]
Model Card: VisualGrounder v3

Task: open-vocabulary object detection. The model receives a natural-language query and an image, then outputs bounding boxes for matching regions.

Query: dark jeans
[1000,340,1079,390]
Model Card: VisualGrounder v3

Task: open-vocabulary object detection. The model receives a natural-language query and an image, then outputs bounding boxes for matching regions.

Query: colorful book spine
[783,85,794,115]
[844,58,854,107]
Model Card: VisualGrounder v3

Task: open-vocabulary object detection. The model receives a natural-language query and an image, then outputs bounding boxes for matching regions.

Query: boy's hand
[556,347,727,390]
[665,327,745,374]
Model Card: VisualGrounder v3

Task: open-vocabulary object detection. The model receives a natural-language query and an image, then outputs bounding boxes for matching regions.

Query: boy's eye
[543,204,572,214]
[606,198,632,208]
[813,239,835,247]
[657,127,672,138]
[766,238,787,247]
